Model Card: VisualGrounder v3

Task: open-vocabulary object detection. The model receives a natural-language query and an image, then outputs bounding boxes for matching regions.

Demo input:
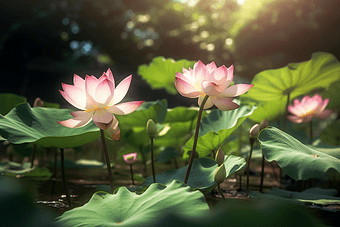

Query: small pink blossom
[287,94,333,123]
[175,60,253,110]
[123,153,138,165]
[58,69,144,140]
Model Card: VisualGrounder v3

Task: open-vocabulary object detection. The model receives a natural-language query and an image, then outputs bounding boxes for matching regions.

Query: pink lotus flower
[287,94,333,123]
[58,69,144,140]
[175,60,253,110]
[123,153,138,165]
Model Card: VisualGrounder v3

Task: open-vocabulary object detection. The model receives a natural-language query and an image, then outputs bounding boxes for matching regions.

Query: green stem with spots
[150,138,156,183]
[217,183,226,201]
[184,95,209,184]
[100,129,114,194]
[60,148,72,208]
[246,138,255,196]
[129,164,135,185]
[30,144,37,168]
[260,152,265,193]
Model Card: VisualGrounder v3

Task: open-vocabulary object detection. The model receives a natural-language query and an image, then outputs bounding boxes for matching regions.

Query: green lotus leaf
[154,107,208,149]
[320,119,340,146]
[183,103,256,159]
[55,180,209,227]
[143,155,246,191]
[0,93,26,115]
[250,187,340,205]
[0,103,100,148]
[117,100,167,131]
[155,147,179,163]
[321,79,340,109]
[258,127,340,180]
[242,52,340,122]
[246,98,286,122]
[137,56,196,95]
[0,161,34,175]
[153,198,323,227]
[49,159,105,169]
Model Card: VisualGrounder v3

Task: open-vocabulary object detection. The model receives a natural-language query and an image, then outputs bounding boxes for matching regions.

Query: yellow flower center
[300,110,317,118]
[85,104,109,113]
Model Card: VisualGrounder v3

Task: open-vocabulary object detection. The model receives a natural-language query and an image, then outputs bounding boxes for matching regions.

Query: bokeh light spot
[61,32,69,41]
[70,40,79,50]
[62,18,69,25]
[225,38,233,45]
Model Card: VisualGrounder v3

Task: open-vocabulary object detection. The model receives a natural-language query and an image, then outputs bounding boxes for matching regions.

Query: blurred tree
[0,0,339,105]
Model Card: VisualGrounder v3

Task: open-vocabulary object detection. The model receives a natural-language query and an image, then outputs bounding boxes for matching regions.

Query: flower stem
[280,92,290,183]
[30,144,37,168]
[52,148,58,194]
[100,129,114,194]
[217,183,226,201]
[150,137,156,183]
[260,152,265,193]
[184,95,209,184]
[129,164,135,185]
[60,148,72,208]
[246,138,255,196]
[282,92,290,132]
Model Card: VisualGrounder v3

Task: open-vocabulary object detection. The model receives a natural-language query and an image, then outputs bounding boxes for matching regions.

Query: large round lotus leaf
[321,79,340,109]
[154,107,208,149]
[137,56,196,95]
[0,103,100,148]
[250,187,340,205]
[143,155,246,191]
[242,52,340,122]
[258,127,340,180]
[183,102,256,159]
[0,93,26,115]
[116,100,167,131]
[151,198,323,227]
[54,180,209,227]
[243,52,340,101]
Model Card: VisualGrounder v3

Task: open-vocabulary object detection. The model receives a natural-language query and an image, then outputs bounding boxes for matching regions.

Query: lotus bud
[215,148,224,166]
[33,97,44,107]
[123,153,138,165]
[146,119,157,139]
[249,124,259,139]
[214,164,226,184]
[259,119,269,131]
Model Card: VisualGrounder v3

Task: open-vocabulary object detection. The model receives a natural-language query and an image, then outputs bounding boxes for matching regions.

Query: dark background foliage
[0,0,339,108]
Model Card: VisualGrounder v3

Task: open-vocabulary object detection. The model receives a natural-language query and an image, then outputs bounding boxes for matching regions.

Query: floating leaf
[258,127,340,180]
[155,147,179,163]
[183,102,256,158]
[0,103,100,148]
[137,57,196,95]
[242,52,340,122]
[250,187,340,205]
[49,159,105,169]
[55,180,209,227]
[143,155,246,191]
[0,93,26,115]
[0,161,34,175]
